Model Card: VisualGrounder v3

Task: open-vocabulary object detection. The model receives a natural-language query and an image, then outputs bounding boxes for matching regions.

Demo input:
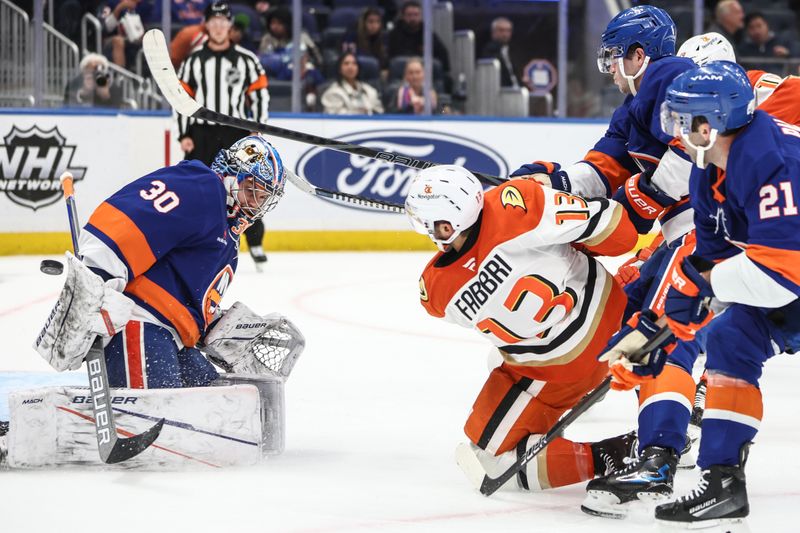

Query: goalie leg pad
[6,381,279,469]
[33,252,134,371]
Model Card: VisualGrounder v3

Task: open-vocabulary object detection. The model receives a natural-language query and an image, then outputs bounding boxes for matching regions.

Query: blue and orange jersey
[627,55,696,170]
[83,160,240,348]
[581,95,640,195]
[691,110,800,302]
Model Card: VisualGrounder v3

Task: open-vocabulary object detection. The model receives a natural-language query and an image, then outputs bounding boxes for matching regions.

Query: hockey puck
[40,259,64,276]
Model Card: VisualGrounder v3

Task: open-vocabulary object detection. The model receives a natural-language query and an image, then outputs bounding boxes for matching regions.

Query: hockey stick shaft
[142,29,505,188]
[471,324,674,496]
[60,173,164,464]
[285,169,404,213]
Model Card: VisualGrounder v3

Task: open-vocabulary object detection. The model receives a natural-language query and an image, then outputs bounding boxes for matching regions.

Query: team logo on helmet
[0,125,86,210]
[424,184,432,194]
[500,186,526,212]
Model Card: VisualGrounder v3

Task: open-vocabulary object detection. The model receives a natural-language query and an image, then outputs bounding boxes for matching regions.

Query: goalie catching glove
[599,310,676,391]
[33,252,134,371]
[201,301,305,379]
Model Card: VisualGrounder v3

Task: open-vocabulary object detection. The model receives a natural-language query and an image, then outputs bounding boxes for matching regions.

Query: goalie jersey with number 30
[419,179,638,382]
[80,159,239,349]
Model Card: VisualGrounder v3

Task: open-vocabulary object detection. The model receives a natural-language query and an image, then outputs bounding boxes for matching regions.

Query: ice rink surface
[1,252,798,533]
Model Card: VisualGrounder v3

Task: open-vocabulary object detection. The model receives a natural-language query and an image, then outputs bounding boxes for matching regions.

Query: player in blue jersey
[651,61,800,528]
[509,7,706,517]
[34,135,287,389]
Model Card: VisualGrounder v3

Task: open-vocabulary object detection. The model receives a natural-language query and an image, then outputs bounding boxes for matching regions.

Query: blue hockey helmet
[598,5,676,74]
[212,135,286,223]
[660,61,755,167]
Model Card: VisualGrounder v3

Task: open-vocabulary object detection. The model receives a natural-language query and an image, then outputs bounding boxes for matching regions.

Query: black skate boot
[249,245,268,272]
[0,421,8,436]
[678,433,697,470]
[590,430,638,476]
[581,445,678,519]
[656,443,750,528]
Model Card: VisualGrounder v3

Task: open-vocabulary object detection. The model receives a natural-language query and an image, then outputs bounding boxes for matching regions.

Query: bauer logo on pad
[296,129,508,210]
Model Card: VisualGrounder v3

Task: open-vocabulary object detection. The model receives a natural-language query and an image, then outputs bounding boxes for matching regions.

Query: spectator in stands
[390,57,437,114]
[98,1,146,68]
[258,6,322,67]
[738,12,793,59]
[260,43,325,111]
[707,0,745,47]
[342,8,389,72]
[321,53,384,115]
[64,53,123,109]
[479,17,519,88]
[387,1,450,75]
[173,0,210,26]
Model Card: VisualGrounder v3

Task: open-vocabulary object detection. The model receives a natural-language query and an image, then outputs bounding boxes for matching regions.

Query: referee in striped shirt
[178,1,271,267]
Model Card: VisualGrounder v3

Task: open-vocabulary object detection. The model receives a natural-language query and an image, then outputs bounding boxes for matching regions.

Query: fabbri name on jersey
[455,253,513,321]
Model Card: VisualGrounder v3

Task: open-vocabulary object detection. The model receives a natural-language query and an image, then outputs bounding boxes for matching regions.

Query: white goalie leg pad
[203,301,305,378]
[33,252,134,371]
[6,382,273,469]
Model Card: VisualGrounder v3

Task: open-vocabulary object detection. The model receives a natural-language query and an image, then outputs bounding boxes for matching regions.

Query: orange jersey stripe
[757,76,800,126]
[87,202,156,278]
[247,74,268,94]
[705,382,763,421]
[581,203,638,256]
[180,80,196,99]
[583,150,632,191]
[744,243,800,287]
[125,275,201,347]
[637,364,695,407]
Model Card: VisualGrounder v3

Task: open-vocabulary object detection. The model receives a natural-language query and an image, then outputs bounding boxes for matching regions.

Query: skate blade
[582,490,669,520]
[657,517,750,532]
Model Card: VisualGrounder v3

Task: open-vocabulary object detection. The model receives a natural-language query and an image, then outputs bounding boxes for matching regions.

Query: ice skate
[582,445,678,519]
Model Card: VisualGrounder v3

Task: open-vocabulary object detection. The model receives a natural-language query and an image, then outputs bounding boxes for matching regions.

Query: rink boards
[0,109,626,253]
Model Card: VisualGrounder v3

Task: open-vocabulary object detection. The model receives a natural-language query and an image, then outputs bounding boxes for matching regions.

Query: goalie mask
[212,136,286,230]
[405,165,484,252]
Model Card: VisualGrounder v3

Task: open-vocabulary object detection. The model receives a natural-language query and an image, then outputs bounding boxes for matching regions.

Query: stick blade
[100,418,165,464]
[143,29,201,117]
[455,442,490,493]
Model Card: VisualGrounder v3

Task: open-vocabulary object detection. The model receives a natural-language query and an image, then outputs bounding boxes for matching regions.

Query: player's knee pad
[201,301,304,379]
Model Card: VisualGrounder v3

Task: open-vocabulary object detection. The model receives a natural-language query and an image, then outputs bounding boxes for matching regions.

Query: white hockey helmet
[405,165,484,252]
[677,32,736,66]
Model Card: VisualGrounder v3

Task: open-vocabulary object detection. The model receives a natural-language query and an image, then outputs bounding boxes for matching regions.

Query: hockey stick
[142,29,506,188]
[60,172,165,464]
[455,324,674,496]
[285,169,404,213]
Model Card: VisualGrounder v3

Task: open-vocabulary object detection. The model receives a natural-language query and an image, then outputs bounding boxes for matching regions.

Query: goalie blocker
[8,302,304,469]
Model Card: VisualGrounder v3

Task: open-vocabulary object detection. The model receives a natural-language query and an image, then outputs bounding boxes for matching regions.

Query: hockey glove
[599,310,675,391]
[664,255,715,341]
[613,236,661,287]
[509,161,571,191]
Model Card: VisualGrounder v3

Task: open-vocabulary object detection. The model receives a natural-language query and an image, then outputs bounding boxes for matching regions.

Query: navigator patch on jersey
[500,186,526,212]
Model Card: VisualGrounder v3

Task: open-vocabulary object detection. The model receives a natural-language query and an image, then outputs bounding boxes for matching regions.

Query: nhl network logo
[0,125,87,210]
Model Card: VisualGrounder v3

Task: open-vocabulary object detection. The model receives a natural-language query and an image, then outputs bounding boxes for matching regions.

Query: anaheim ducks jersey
[748,70,800,126]
[419,179,637,381]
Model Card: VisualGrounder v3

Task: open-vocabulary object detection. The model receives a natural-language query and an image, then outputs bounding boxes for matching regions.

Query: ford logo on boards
[295,129,508,210]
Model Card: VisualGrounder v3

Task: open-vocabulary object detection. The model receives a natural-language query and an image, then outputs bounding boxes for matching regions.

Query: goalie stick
[455,324,674,497]
[142,29,506,191]
[60,172,164,464]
